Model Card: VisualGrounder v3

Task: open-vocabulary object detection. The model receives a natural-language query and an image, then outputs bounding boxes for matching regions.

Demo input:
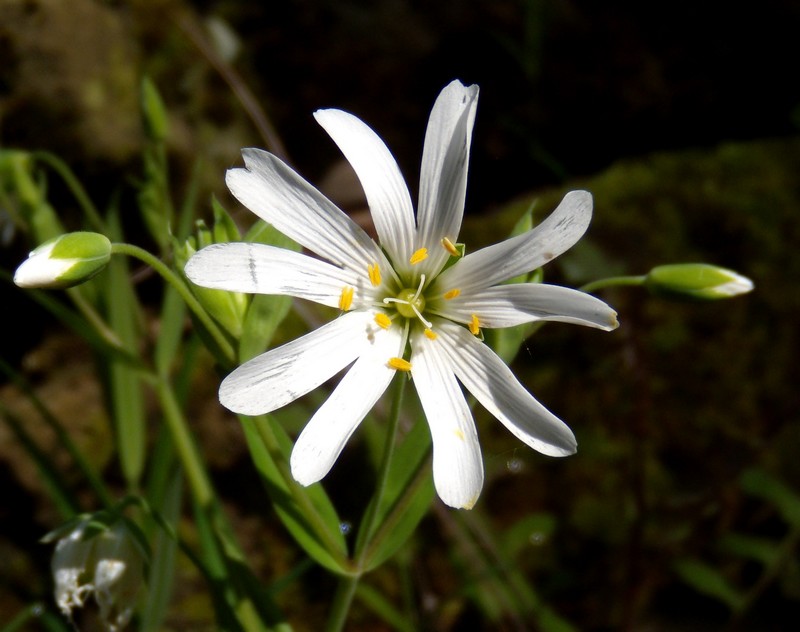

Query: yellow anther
[444,288,461,300]
[339,286,354,311]
[409,248,428,265]
[388,357,412,372]
[441,237,459,257]
[453,429,465,441]
[424,328,437,340]
[368,262,381,287]
[469,314,481,336]
[374,312,392,329]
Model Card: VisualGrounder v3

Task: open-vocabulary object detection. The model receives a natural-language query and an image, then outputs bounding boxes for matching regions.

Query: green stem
[65,286,127,351]
[326,373,408,632]
[579,275,647,294]
[150,375,214,506]
[325,577,360,632]
[360,452,431,565]
[32,150,106,232]
[110,242,236,365]
[355,373,407,558]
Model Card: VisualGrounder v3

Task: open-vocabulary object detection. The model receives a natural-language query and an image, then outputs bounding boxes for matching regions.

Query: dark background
[1,1,799,630]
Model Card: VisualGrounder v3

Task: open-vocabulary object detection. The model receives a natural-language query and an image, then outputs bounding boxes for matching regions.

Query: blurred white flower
[52,519,144,631]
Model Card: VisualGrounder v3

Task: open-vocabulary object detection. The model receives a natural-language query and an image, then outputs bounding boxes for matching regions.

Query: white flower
[52,520,144,631]
[185,80,618,509]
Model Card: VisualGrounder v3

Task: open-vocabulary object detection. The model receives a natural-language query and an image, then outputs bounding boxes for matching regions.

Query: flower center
[393,287,426,318]
[383,274,432,328]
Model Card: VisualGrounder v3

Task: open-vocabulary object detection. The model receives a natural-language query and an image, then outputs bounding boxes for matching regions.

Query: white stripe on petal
[290,322,405,485]
[416,80,479,277]
[314,109,416,274]
[219,310,379,416]
[226,148,385,273]
[434,320,577,457]
[431,283,619,330]
[434,191,593,294]
[185,242,380,309]
[410,327,484,509]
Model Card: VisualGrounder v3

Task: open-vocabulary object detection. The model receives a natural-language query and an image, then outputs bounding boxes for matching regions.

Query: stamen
[441,237,459,257]
[339,286,354,311]
[444,288,461,300]
[368,263,381,287]
[412,274,427,301]
[410,304,433,329]
[374,312,392,329]
[469,314,481,336]
[388,357,412,372]
[409,248,428,265]
[424,328,437,340]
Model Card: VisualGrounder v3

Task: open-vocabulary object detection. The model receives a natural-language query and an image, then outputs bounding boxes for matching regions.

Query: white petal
[185,242,380,308]
[410,327,484,509]
[435,190,593,294]
[13,256,77,288]
[226,148,385,274]
[434,320,577,457]
[431,283,619,330]
[219,310,379,415]
[290,322,405,485]
[314,109,416,273]
[416,80,479,276]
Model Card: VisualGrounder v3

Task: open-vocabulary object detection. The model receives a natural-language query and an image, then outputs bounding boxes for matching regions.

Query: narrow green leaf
[537,608,579,632]
[740,468,800,527]
[672,558,745,611]
[1,604,72,632]
[239,293,294,363]
[242,414,350,574]
[499,512,557,559]
[140,464,182,632]
[718,532,781,567]
[2,269,140,369]
[192,499,249,632]
[355,582,415,632]
[154,283,187,375]
[0,404,78,518]
[104,210,147,489]
[0,355,112,509]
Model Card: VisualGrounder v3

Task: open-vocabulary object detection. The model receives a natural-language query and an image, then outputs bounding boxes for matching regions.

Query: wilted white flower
[51,519,144,631]
[186,80,618,508]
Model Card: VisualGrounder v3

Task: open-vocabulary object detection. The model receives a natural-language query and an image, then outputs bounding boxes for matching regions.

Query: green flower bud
[50,517,146,632]
[211,196,242,243]
[0,150,66,242]
[14,232,111,289]
[174,205,247,338]
[645,263,754,300]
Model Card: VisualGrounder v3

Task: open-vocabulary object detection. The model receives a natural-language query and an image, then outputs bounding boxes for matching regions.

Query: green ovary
[394,288,426,319]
